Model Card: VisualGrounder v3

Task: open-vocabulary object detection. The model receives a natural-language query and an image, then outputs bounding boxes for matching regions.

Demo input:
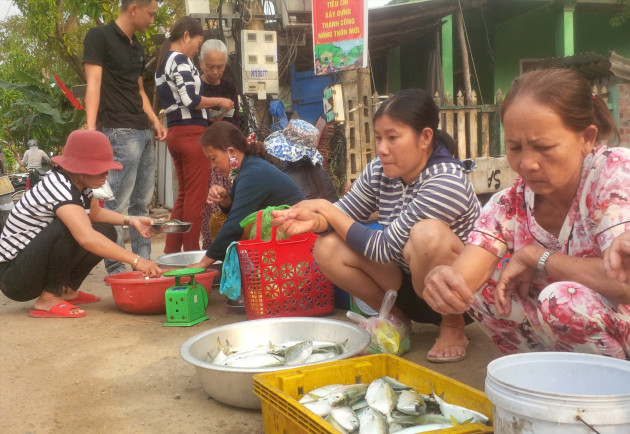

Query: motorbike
[9,173,28,203]
[9,168,50,203]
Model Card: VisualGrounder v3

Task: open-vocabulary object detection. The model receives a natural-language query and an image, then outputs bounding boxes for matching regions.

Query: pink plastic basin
[106,270,218,314]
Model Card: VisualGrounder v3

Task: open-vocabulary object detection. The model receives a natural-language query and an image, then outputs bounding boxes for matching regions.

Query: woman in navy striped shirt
[272,89,481,362]
[155,16,234,254]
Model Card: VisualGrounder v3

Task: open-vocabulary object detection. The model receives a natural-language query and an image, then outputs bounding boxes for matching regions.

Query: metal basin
[156,251,222,280]
[151,222,192,233]
[180,317,371,409]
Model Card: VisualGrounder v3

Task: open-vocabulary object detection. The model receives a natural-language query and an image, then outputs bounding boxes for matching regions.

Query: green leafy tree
[0,1,186,171]
[0,72,84,170]
[611,0,630,27]
[12,0,186,82]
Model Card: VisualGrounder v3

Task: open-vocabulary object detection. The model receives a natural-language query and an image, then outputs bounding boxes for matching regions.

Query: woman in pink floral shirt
[424,69,630,359]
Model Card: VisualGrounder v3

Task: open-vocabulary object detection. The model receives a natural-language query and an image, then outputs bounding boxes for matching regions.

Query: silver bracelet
[537,250,554,273]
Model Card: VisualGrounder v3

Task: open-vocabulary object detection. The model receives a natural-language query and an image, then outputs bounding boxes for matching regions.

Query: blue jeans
[102,127,156,274]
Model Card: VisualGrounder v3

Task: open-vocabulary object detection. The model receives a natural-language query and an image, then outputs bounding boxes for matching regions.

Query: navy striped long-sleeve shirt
[155,51,208,127]
[336,145,481,273]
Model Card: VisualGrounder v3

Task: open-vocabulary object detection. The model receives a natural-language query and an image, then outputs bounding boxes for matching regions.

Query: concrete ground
[0,233,503,433]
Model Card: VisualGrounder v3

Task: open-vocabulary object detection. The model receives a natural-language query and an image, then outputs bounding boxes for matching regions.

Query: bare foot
[426,315,468,363]
[33,291,84,316]
[61,287,80,302]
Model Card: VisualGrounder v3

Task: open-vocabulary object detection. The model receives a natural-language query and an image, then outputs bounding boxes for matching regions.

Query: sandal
[29,302,85,318]
[426,337,469,363]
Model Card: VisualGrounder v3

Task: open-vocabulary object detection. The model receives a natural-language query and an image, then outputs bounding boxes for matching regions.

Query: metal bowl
[156,251,222,280]
[151,222,192,233]
[180,317,371,409]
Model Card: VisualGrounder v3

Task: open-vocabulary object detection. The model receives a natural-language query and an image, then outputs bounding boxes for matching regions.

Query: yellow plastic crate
[253,354,493,434]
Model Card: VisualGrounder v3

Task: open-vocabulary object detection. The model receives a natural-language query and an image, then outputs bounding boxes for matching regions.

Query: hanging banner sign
[312,0,367,75]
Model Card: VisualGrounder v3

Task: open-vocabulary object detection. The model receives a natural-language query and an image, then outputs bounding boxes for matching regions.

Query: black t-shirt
[83,21,150,129]
[200,78,240,128]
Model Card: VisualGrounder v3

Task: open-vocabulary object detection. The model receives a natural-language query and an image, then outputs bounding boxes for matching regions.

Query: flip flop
[67,291,101,304]
[426,337,469,363]
[29,302,86,318]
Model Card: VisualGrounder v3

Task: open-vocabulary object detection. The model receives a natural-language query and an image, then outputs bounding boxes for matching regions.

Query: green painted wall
[461,9,495,105]
[574,9,630,57]
[493,6,557,101]
[442,15,454,99]
[400,33,435,90]
[556,8,574,57]
[388,46,402,94]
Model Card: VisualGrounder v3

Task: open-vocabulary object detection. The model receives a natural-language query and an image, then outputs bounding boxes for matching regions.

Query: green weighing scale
[163,268,209,327]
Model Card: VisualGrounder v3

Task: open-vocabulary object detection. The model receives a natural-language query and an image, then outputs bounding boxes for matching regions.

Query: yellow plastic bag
[346,290,411,356]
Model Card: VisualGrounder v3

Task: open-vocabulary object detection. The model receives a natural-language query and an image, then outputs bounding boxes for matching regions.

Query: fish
[212,339,344,368]
[325,414,349,433]
[365,378,398,422]
[305,384,344,400]
[357,406,388,434]
[303,398,332,418]
[351,398,369,412]
[432,389,490,424]
[285,340,314,366]
[330,406,360,432]
[224,352,284,368]
[313,339,348,355]
[396,389,427,415]
[328,384,369,407]
[298,392,320,405]
[389,412,451,427]
[299,378,490,433]
[209,337,235,364]
[380,376,412,391]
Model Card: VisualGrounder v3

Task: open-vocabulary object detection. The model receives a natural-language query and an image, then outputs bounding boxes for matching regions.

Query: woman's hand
[130,216,155,238]
[189,255,215,270]
[134,257,163,278]
[494,247,537,316]
[217,98,234,111]
[207,185,229,207]
[604,232,630,283]
[423,265,476,315]
[271,208,321,236]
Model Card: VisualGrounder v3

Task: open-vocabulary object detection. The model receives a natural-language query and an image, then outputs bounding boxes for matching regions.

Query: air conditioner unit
[241,30,279,98]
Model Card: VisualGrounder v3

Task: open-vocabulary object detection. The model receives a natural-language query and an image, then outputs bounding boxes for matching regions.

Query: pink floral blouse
[468,145,630,275]
[465,145,630,357]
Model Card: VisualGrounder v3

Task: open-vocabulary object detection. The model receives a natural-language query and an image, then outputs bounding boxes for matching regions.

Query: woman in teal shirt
[191,121,305,269]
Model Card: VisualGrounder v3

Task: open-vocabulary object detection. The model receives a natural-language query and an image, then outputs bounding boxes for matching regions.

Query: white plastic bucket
[485,352,630,433]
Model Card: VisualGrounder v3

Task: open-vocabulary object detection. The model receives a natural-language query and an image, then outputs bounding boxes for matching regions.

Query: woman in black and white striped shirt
[0,130,163,318]
[155,17,234,254]
[272,89,481,363]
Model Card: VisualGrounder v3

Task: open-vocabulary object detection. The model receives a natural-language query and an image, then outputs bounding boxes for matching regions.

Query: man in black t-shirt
[83,0,167,275]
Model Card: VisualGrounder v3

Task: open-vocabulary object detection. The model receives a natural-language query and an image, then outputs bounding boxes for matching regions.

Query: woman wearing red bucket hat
[0,130,163,318]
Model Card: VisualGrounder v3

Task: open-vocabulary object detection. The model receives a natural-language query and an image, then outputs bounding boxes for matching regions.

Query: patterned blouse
[468,144,630,285]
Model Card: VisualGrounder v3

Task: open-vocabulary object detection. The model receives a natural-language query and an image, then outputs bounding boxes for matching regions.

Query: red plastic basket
[236,211,334,319]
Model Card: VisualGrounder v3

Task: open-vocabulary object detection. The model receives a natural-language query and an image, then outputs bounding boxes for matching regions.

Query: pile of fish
[208,338,347,368]
[298,377,490,433]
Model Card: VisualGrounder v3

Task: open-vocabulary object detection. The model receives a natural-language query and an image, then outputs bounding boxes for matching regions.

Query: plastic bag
[219,241,241,300]
[269,100,288,132]
[92,180,115,201]
[346,289,411,356]
[239,205,290,241]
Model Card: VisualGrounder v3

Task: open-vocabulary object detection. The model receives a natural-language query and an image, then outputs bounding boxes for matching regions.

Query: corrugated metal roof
[524,51,630,81]
[368,0,479,53]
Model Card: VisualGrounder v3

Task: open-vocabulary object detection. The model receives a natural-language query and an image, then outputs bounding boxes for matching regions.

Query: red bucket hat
[52,130,123,175]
